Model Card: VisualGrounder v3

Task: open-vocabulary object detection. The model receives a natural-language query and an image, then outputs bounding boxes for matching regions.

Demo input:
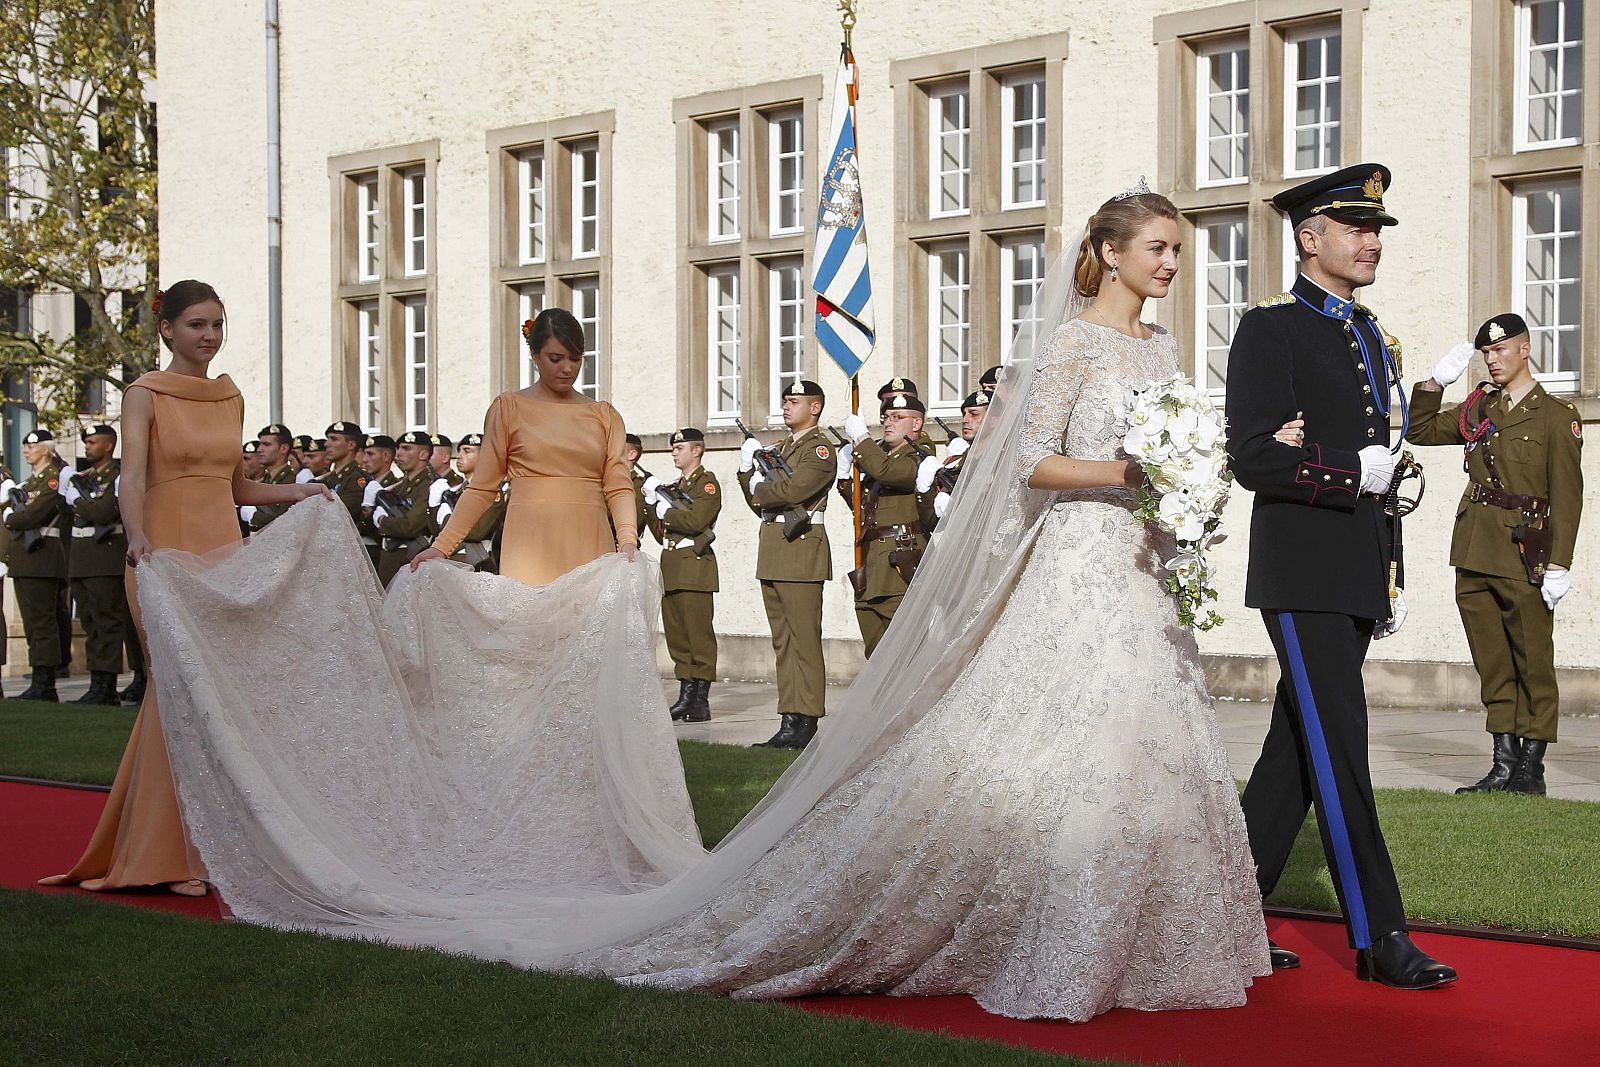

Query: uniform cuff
[1293,445,1361,510]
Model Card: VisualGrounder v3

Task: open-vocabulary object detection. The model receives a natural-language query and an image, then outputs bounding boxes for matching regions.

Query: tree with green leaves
[0,0,156,428]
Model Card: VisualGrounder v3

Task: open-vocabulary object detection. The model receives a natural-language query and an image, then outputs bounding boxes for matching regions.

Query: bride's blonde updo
[1072,192,1180,298]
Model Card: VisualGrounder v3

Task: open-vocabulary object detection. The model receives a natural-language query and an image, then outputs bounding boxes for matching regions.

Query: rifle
[933,416,960,443]
[632,462,694,507]
[633,463,716,555]
[441,484,465,509]
[373,486,407,515]
[733,418,793,476]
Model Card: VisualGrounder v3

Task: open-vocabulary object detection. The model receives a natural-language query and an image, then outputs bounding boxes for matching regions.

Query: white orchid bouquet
[1121,374,1232,631]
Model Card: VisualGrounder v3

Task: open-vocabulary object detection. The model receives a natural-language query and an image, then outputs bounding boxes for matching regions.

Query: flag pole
[839,0,865,576]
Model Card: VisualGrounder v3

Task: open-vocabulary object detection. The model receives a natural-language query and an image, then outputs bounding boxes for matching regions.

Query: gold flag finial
[838,0,858,46]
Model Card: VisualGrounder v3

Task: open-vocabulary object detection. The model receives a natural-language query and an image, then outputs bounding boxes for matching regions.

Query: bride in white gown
[140,188,1269,1021]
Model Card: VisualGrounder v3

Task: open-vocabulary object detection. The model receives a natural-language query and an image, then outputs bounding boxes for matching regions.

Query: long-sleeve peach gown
[433,392,637,586]
[56,370,244,888]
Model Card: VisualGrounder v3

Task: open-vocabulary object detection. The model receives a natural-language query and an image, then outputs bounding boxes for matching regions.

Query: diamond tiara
[1112,176,1153,202]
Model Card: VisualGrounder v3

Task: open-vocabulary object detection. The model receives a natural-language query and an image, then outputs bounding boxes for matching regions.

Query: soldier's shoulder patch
[357,477,368,488]
[47,478,58,490]
[816,445,830,461]
[1573,420,1583,440]
[703,482,717,495]
[1253,292,1294,309]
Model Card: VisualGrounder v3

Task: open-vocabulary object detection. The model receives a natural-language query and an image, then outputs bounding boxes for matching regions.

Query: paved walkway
[50,671,1598,801]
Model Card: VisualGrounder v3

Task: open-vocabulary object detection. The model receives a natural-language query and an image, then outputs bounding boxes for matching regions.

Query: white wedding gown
[143,313,1268,1021]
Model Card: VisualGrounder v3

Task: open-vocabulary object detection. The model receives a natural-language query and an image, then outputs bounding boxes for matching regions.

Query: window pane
[931,85,971,215]
[1515,178,1582,388]
[708,267,740,418]
[1198,212,1249,394]
[1002,75,1045,209]
[519,149,545,264]
[572,143,600,257]
[709,120,739,241]
[516,284,544,389]
[570,278,600,397]
[928,245,970,405]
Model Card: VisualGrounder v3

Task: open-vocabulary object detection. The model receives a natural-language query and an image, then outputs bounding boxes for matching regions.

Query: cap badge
[1363,172,1385,200]
[1488,321,1507,343]
[789,382,804,395]
[891,378,905,390]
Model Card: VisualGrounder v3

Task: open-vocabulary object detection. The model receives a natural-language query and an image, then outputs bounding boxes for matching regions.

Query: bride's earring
[1109,263,1119,281]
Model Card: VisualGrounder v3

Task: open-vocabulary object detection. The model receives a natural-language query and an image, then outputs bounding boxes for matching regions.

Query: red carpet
[5,782,1593,1065]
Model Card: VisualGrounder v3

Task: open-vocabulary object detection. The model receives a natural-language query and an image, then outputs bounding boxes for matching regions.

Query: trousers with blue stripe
[1241,610,1407,949]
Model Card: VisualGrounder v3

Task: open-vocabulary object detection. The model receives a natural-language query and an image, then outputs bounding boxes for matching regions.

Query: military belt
[1465,480,1547,517]
[762,509,824,525]
[861,522,925,545]
[72,524,123,539]
[30,527,64,539]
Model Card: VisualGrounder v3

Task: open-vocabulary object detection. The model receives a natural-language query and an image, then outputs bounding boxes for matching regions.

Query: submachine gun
[634,461,716,556]
[734,418,811,542]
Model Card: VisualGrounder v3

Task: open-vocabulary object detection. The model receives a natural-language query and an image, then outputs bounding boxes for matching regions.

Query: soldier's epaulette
[1253,292,1294,309]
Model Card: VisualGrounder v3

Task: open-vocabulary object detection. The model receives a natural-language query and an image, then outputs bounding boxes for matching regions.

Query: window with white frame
[1197,212,1249,396]
[403,297,428,429]
[402,168,427,277]
[1516,0,1585,150]
[706,266,741,422]
[769,109,804,236]
[357,300,382,430]
[356,174,380,282]
[707,118,740,243]
[570,277,600,397]
[929,83,971,217]
[572,141,600,258]
[1197,38,1250,186]
[1284,26,1342,176]
[928,244,971,410]
[516,283,544,388]
[768,258,805,420]
[1001,73,1046,209]
[518,148,546,264]
[1513,178,1582,391]
[999,234,1045,359]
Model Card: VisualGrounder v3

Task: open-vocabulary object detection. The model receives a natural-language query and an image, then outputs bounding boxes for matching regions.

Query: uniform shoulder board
[1253,292,1294,309]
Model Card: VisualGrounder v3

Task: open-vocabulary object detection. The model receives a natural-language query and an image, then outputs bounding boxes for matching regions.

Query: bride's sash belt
[509,475,605,505]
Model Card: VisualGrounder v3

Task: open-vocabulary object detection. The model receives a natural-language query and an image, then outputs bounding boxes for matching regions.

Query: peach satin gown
[434,392,637,585]
[55,370,244,889]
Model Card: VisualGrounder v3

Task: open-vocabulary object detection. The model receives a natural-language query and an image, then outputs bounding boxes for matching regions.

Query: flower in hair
[520,318,535,346]
[151,288,165,315]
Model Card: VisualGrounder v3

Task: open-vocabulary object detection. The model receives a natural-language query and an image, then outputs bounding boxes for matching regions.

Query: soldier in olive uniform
[642,428,721,723]
[320,422,371,527]
[241,439,264,481]
[929,390,989,527]
[838,395,940,657]
[298,436,331,480]
[1408,313,1584,797]
[63,425,135,706]
[623,432,650,539]
[739,380,835,750]
[3,430,72,701]
[243,423,300,531]
[433,432,505,571]
[373,431,439,587]
[978,365,1001,396]
[429,433,465,488]
[357,434,399,570]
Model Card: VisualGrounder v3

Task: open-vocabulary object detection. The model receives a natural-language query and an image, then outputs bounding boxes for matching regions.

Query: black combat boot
[1456,733,1521,794]
[680,680,711,723]
[119,668,147,705]
[1505,739,1549,796]
[782,714,818,750]
[73,671,121,707]
[17,666,59,703]
[667,680,694,721]
[1355,931,1457,989]
[753,714,799,748]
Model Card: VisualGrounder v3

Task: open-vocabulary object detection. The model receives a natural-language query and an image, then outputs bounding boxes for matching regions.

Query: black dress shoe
[752,713,799,748]
[1268,939,1300,970]
[1355,931,1457,989]
[667,680,694,721]
[1505,739,1548,796]
[679,680,711,723]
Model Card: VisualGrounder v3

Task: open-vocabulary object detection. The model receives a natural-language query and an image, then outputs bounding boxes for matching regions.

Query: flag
[812,43,874,378]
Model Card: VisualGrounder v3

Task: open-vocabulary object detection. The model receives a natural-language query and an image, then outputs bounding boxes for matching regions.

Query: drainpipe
[265,0,283,421]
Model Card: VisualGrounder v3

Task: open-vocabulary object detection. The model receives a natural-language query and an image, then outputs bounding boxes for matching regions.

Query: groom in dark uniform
[1227,163,1456,990]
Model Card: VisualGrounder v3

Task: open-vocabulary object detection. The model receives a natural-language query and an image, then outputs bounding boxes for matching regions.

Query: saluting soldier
[372,430,438,587]
[357,434,399,570]
[929,389,989,527]
[242,423,300,531]
[429,433,465,487]
[738,379,834,750]
[838,394,939,657]
[63,425,134,706]
[1228,164,1455,989]
[433,433,505,572]
[3,430,72,701]
[320,421,371,527]
[642,427,721,723]
[1408,313,1584,797]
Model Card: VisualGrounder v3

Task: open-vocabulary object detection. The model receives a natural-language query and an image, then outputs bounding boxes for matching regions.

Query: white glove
[371,506,389,524]
[747,469,766,491]
[114,476,120,494]
[641,475,662,506]
[239,505,257,523]
[0,561,7,579]
[435,502,453,525]
[295,467,315,485]
[738,437,762,473]
[427,479,449,508]
[1358,446,1396,495]
[362,480,383,507]
[654,496,673,520]
[945,437,970,458]
[1375,587,1407,640]
[1430,341,1477,388]
[835,442,854,480]
[934,490,952,519]
[1542,567,1571,611]
[63,481,81,507]
[843,412,870,442]
[915,455,941,494]
[1,507,10,523]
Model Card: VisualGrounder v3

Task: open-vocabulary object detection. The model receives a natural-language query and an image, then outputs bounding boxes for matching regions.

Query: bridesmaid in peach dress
[415,308,638,582]
[40,280,330,897]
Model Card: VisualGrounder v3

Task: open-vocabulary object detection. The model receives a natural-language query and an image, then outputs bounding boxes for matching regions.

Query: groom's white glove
[239,505,257,523]
[1542,567,1571,611]
[835,442,854,480]
[362,480,383,508]
[738,437,762,473]
[944,437,970,459]
[641,475,662,506]
[843,412,870,443]
[427,479,449,508]
[933,490,952,520]
[1430,341,1477,388]
[1358,446,1397,495]
[915,456,941,494]
[1375,587,1408,640]
[654,495,674,520]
